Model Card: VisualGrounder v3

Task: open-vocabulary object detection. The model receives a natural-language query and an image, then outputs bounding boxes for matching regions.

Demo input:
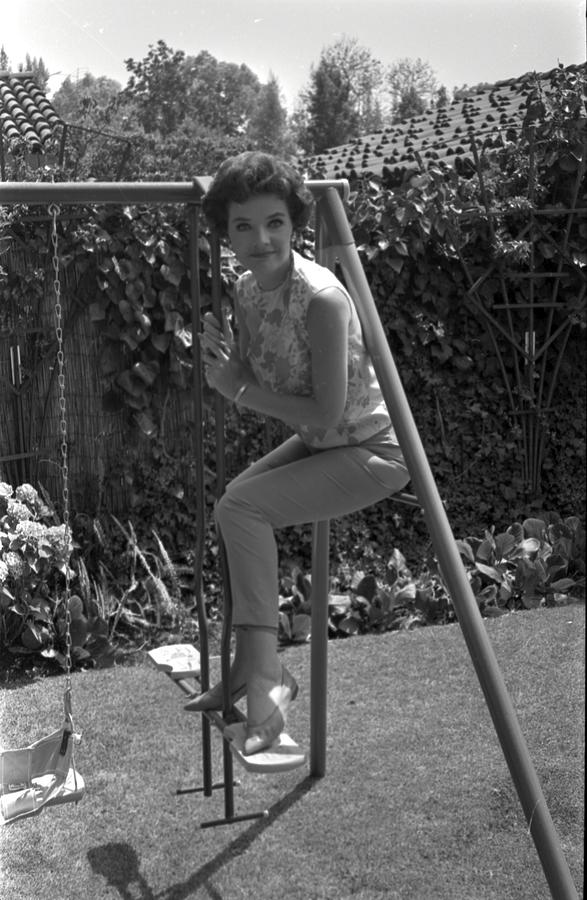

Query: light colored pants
[215,435,410,629]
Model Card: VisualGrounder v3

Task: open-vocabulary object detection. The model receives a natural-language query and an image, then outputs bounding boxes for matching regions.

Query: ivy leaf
[161,262,184,286]
[151,333,172,353]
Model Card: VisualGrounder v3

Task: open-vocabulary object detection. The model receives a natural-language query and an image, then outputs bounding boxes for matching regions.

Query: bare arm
[201,288,350,428]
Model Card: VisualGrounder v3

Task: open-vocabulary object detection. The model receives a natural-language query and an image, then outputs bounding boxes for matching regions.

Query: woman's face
[227,193,294,290]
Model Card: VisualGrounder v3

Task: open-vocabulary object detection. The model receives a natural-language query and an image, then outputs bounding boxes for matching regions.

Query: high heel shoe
[242,666,299,756]
[184,680,246,712]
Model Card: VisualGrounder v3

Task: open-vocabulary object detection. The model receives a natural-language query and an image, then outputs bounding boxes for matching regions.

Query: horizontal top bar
[0,179,349,206]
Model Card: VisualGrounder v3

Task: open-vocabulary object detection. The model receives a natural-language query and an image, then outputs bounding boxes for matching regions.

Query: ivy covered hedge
[342,64,586,547]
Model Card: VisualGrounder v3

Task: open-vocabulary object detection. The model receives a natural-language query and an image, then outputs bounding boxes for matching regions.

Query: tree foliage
[52,74,123,127]
[295,38,442,152]
[0,46,50,88]
[296,35,385,153]
[50,42,295,180]
[248,73,293,155]
[387,57,438,121]
[122,41,264,139]
[346,64,586,534]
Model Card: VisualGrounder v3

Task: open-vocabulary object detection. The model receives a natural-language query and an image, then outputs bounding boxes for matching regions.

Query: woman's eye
[268,218,284,229]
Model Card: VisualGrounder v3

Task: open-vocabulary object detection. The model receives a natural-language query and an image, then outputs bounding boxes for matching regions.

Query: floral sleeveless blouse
[235,251,398,450]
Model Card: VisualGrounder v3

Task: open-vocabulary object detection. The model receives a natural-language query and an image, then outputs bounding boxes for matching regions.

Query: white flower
[0,559,8,584]
[0,482,13,500]
[6,499,33,523]
[16,520,46,545]
[46,524,73,559]
[15,483,40,510]
[3,551,25,579]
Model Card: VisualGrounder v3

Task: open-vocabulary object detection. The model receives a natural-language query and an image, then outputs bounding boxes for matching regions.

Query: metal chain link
[48,203,73,698]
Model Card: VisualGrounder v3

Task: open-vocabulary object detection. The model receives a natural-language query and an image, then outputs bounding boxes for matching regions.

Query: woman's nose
[254,226,271,246]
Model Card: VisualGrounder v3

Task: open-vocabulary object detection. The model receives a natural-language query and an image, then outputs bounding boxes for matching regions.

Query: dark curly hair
[202,152,314,237]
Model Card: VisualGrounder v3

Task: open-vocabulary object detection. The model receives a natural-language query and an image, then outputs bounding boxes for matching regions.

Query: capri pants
[214,434,410,629]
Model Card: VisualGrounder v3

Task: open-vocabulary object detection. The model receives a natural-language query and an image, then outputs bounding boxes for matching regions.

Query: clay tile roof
[304,63,586,181]
[0,72,63,153]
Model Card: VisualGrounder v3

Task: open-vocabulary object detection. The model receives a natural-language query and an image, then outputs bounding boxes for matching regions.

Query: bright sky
[4,0,585,108]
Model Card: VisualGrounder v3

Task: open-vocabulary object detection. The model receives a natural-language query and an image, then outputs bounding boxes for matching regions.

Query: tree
[300,58,359,153]
[122,43,263,139]
[248,73,292,155]
[435,85,450,108]
[387,58,438,121]
[0,47,50,89]
[295,35,385,153]
[21,54,50,90]
[186,51,261,136]
[322,36,384,133]
[123,40,190,134]
[52,74,122,127]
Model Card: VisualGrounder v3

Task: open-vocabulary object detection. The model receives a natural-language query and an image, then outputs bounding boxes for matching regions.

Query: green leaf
[338,616,360,635]
[161,262,184,286]
[494,532,517,560]
[291,614,311,643]
[328,593,351,616]
[456,539,475,563]
[151,332,172,353]
[549,577,576,592]
[353,574,377,601]
[523,518,546,540]
[475,562,502,582]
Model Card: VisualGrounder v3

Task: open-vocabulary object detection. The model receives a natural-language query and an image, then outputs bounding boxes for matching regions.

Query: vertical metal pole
[187,203,213,796]
[308,205,337,779]
[315,186,578,900]
[209,229,236,821]
[310,520,330,777]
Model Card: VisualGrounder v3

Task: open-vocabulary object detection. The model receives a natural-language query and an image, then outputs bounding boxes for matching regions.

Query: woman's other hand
[200,311,250,400]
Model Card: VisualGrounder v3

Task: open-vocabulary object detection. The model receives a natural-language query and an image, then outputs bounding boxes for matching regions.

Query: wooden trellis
[449,135,586,495]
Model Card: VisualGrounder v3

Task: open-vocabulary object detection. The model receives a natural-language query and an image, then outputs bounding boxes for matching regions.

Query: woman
[186,152,409,755]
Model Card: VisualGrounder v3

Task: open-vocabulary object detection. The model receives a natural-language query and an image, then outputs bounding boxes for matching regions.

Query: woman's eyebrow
[230,211,285,223]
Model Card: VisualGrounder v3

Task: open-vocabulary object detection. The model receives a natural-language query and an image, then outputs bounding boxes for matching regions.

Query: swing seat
[1,724,84,825]
[148,644,201,679]
[223,723,307,774]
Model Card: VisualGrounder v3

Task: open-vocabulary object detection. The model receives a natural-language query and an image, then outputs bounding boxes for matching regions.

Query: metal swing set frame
[0,177,579,899]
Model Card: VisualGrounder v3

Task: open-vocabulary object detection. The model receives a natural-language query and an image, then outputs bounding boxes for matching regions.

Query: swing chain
[48,203,73,689]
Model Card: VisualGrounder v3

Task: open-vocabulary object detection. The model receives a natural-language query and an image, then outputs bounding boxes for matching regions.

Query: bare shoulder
[307,286,351,326]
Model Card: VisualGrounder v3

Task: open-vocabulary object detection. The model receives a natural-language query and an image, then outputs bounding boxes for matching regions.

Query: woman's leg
[185,437,312,711]
[215,444,409,748]
[215,444,409,629]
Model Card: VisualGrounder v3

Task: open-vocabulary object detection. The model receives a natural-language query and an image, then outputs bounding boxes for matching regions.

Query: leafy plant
[277,513,584,645]
[0,479,199,672]
[456,513,585,614]
[0,480,113,669]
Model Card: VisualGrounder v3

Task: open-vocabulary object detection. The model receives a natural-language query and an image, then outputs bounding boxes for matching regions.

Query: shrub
[277,513,585,645]
[0,481,75,661]
[0,480,197,672]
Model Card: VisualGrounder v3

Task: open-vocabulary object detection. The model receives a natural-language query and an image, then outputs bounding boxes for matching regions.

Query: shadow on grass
[87,775,317,900]
[88,843,156,900]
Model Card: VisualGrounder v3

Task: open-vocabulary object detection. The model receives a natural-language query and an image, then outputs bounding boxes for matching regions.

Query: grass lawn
[0,604,584,900]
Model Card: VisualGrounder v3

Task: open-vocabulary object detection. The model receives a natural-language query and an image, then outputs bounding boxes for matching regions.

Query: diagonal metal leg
[310,520,330,778]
